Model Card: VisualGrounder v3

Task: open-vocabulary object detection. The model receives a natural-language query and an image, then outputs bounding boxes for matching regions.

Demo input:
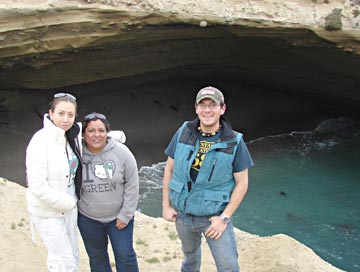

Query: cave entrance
[1,24,359,170]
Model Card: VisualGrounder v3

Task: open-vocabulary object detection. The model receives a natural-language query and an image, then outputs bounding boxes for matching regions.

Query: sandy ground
[0,178,344,272]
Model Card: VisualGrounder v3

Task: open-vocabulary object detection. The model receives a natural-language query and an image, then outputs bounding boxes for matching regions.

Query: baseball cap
[196,86,225,105]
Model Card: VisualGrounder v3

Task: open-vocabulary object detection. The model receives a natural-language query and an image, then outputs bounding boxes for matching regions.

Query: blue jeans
[78,213,139,272]
[175,211,239,272]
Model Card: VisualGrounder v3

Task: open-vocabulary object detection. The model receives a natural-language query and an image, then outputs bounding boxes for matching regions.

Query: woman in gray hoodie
[77,112,139,272]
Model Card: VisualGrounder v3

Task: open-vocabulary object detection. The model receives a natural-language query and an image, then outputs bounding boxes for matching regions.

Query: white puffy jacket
[26,114,82,217]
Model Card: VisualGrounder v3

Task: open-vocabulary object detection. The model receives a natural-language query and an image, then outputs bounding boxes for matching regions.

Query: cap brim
[196,95,221,104]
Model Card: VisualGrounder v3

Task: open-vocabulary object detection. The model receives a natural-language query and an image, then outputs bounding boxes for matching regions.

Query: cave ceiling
[1,25,359,103]
[0,1,359,104]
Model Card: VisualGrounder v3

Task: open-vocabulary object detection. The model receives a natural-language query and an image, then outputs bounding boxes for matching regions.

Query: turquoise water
[137,117,360,272]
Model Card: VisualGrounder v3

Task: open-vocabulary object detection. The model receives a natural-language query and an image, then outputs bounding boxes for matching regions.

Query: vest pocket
[185,190,230,216]
[202,190,230,215]
[169,179,186,211]
[169,179,185,193]
[204,190,230,202]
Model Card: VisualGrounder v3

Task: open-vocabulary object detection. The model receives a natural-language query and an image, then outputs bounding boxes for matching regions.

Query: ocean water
[137,116,360,272]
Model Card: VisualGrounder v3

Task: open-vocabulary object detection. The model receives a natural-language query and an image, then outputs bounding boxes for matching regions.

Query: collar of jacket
[66,121,80,141]
[43,113,80,144]
[186,116,236,141]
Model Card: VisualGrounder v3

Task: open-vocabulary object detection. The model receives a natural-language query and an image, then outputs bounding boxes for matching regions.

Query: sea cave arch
[0,24,360,183]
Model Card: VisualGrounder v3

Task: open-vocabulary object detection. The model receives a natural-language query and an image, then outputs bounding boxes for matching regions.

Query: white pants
[31,207,79,272]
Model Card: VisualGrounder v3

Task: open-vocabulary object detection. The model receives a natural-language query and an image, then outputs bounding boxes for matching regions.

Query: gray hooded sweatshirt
[78,138,139,224]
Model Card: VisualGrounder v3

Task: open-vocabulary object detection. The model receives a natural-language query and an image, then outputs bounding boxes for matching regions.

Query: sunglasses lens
[54,93,77,101]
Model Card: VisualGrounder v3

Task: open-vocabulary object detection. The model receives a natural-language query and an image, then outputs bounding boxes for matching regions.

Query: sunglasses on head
[84,112,107,121]
[54,92,77,101]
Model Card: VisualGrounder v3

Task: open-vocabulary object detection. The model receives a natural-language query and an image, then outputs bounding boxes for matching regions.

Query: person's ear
[220,104,226,115]
[48,109,53,120]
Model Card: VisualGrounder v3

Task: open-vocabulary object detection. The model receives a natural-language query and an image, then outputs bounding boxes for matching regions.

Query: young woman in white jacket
[26,93,82,272]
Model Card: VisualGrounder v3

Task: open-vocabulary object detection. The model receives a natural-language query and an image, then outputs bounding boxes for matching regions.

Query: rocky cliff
[0,0,359,96]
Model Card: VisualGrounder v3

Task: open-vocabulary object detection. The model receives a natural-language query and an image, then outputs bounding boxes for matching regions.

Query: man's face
[195,98,226,129]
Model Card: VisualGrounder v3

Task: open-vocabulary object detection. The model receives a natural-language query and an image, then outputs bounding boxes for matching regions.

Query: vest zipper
[187,150,194,161]
[208,158,217,181]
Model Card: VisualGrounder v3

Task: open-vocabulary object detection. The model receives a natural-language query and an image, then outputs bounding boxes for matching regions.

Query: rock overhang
[0,0,359,102]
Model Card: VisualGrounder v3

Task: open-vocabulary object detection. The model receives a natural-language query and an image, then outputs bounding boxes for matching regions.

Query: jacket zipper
[187,150,194,161]
[208,158,217,181]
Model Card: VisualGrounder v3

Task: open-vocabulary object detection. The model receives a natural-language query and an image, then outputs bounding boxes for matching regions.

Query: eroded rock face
[1,0,359,57]
[0,0,359,96]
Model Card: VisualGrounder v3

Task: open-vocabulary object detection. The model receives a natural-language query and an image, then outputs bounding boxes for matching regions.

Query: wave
[248,116,360,156]
[139,162,165,186]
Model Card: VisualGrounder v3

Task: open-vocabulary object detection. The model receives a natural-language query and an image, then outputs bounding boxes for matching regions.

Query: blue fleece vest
[169,122,242,216]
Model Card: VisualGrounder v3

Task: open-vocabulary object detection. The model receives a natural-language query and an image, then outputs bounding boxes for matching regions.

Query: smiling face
[195,98,226,132]
[49,101,76,132]
[83,119,108,154]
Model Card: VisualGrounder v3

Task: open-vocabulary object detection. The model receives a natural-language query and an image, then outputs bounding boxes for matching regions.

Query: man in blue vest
[162,86,254,272]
